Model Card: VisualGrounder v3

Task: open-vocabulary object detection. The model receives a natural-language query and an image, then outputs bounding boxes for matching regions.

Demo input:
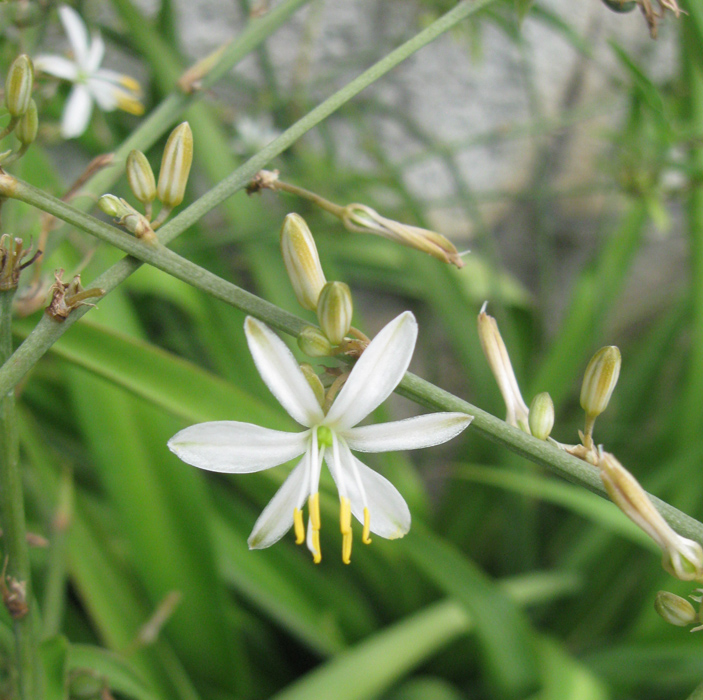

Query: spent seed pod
[317,281,352,345]
[157,122,193,208]
[528,392,554,440]
[126,150,156,205]
[5,54,33,118]
[281,213,327,311]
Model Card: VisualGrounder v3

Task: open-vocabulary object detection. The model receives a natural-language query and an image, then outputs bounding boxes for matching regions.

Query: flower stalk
[0,287,43,700]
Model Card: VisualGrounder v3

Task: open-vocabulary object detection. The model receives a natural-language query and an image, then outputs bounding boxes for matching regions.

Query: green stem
[0,288,42,700]
[270,178,347,217]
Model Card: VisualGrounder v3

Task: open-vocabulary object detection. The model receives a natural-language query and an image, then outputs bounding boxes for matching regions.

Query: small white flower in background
[232,114,281,155]
[168,311,472,564]
[34,5,143,138]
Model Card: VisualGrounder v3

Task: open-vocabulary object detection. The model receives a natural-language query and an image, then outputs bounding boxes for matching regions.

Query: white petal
[85,32,105,73]
[245,317,324,427]
[167,421,308,473]
[344,412,472,452]
[347,455,411,539]
[60,85,94,138]
[248,458,309,549]
[58,5,90,67]
[87,77,118,111]
[325,311,417,430]
[33,55,79,81]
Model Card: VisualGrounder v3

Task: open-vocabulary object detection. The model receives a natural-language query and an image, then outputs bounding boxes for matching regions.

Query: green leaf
[402,528,539,698]
[40,635,69,700]
[515,0,534,23]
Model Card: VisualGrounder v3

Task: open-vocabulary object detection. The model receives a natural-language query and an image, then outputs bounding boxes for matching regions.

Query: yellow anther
[362,507,372,545]
[119,75,142,92]
[340,497,352,534]
[342,532,352,565]
[311,530,322,564]
[309,492,321,530]
[116,94,145,116]
[293,508,305,545]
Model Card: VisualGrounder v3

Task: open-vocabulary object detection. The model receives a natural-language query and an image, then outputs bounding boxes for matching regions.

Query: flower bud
[126,150,156,205]
[478,304,529,431]
[157,122,193,208]
[15,99,37,145]
[299,363,325,408]
[342,203,464,268]
[98,194,128,218]
[281,213,327,311]
[5,54,33,118]
[600,452,703,581]
[529,392,554,440]
[317,281,352,345]
[580,346,621,419]
[654,591,697,627]
[298,326,333,357]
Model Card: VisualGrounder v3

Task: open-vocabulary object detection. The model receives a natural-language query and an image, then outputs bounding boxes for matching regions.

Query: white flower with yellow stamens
[34,5,143,139]
[168,311,472,564]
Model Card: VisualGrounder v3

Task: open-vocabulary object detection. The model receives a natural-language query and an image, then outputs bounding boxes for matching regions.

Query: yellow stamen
[342,531,352,565]
[117,95,145,116]
[293,508,305,544]
[119,75,142,93]
[362,507,372,545]
[309,492,321,530]
[311,530,322,564]
[340,497,352,564]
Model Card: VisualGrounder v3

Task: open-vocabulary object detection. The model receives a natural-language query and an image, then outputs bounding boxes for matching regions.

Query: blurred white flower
[34,5,143,138]
[232,114,280,155]
[168,311,472,564]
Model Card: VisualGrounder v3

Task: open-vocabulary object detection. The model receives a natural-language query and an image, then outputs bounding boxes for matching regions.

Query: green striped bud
[317,281,352,345]
[5,54,33,117]
[299,363,325,408]
[529,392,554,440]
[297,326,333,357]
[126,150,156,205]
[281,213,327,311]
[157,122,193,207]
[654,591,697,627]
[580,346,621,419]
[15,98,37,145]
[98,194,128,218]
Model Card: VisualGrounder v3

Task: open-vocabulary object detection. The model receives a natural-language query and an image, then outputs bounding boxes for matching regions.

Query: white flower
[34,6,143,138]
[168,311,472,563]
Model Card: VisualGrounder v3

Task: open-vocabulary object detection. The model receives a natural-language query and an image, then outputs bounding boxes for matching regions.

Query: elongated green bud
[157,122,193,207]
[298,326,333,357]
[281,213,327,311]
[529,392,554,440]
[654,591,697,627]
[15,98,37,145]
[299,363,325,407]
[317,281,352,345]
[127,150,156,205]
[5,54,33,117]
[580,346,621,419]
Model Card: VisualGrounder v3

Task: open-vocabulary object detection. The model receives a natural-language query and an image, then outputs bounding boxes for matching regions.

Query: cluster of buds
[478,303,703,621]
[281,213,367,360]
[600,0,683,38]
[1,55,38,165]
[99,122,193,241]
[0,234,41,291]
[249,170,465,268]
[45,269,104,322]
